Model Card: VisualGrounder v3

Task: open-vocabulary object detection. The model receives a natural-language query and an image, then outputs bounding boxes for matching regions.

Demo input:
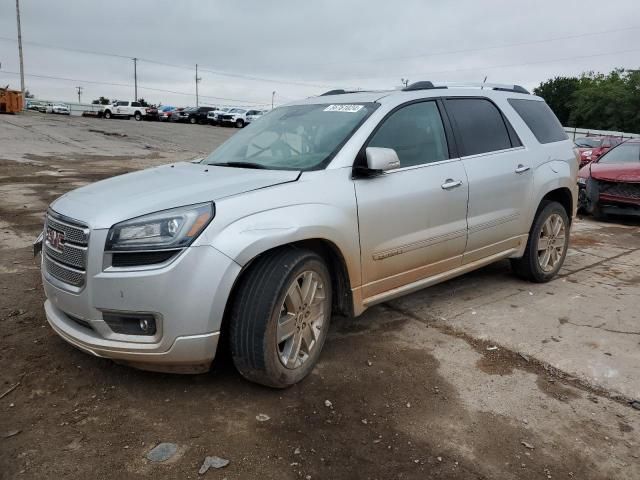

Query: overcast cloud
[0,0,638,107]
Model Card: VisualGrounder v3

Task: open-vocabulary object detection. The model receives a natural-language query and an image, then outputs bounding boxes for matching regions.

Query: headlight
[105,202,214,251]
[581,150,592,157]
[577,177,587,185]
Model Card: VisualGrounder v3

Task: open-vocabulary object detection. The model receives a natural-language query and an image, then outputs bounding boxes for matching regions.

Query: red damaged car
[578,139,640,217]
[574,136,623,168]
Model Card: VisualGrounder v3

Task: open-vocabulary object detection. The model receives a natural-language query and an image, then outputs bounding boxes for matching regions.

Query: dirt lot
[1,113,639,479]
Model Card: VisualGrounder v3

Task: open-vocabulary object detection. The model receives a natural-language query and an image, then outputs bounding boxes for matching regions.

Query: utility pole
[133,57,138,101]
[271,90,276,110]
[76,86,83,103]
[195,64,201,107]
[15,0,25,107]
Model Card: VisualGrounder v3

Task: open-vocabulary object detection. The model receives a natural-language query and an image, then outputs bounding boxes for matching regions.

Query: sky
[0,0,638,108]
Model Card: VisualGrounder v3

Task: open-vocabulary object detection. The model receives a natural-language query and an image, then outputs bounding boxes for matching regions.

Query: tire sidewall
[262,256,332,387]
[528,203,570,281]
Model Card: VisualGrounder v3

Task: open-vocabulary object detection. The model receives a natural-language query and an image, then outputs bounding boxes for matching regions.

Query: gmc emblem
[46,228,65,252]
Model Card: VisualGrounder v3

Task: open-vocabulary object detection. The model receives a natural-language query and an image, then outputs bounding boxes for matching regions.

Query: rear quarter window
[508,99,568,144]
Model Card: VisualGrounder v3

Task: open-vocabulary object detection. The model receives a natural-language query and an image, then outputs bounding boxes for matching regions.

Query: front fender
[208,203,361,287]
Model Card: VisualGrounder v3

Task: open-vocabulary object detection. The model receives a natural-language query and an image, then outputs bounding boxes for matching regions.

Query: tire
[190,117,197,124]
[229,247,332,388]
[511,201,570,283]
[134,111,142,121]
[103,110,112,119]
[235,119,244,128]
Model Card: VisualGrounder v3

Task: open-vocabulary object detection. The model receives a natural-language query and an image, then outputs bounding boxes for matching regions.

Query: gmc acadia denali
[37,82,577,387]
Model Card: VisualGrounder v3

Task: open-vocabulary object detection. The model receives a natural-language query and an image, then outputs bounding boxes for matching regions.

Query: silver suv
[38,82,577,387]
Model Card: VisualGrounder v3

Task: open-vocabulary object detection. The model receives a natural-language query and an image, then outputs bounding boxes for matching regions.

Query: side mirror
[365,147,400,172]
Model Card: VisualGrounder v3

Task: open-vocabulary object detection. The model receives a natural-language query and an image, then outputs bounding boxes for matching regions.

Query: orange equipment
[0,87,24,113]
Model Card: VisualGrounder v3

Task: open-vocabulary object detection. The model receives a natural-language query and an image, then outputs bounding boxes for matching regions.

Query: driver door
[354,100,469,301]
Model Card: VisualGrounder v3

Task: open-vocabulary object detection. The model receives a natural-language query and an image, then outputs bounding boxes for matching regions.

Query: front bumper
[42,241,242,373]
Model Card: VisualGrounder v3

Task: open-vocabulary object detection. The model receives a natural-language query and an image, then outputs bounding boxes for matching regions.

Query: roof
[293,81,540,107]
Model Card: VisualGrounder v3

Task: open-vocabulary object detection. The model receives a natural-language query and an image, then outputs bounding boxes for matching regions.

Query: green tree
[533,76,580,126]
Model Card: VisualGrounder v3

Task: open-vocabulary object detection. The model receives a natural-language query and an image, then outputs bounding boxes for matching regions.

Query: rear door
[354,100,469,300]
[444,97,533,263]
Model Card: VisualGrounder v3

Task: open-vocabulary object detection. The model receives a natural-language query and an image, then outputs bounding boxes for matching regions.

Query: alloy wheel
[537,213,566,272]
[276,271,326,369]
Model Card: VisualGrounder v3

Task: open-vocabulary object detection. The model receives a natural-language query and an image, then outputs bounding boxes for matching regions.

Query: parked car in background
[158,106,176,122]
[207,107,232,125]
[37,82,577,387]
[574,136,622,167]
[186,106,216,124]
[219,107,249,128]
[27,101,46,112]
[144,106,159,121]
[46,104,71,115]
[170,107,194,123]
[578,139,640,217]
[102,101,146,121]
[246,109,265,124]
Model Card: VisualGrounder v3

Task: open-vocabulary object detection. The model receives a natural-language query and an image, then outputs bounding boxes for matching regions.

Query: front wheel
[190,117,197,124]
[235,119,244,128]
[511,201,570,283]
[229,247,332,388]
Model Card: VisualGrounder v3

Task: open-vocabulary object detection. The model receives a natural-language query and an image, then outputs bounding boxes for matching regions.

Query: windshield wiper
[210,161,267,169]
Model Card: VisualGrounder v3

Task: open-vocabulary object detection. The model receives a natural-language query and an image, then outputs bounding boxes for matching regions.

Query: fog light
[103,312,157,336]
[139,318,150,333]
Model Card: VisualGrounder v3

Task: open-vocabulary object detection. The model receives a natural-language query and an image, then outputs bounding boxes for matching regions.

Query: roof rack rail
[320,89,361,96]
[402,81,530,94]
[402,81,448,91]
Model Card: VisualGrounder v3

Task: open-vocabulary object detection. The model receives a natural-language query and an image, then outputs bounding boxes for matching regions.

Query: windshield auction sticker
[323,104,364,113]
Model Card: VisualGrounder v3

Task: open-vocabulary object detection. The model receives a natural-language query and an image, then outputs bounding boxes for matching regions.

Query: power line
[336,47,640,82]
[2,24,637,85]
[0,70,272,105]
[0,36,341,90]
[306,25,640,69]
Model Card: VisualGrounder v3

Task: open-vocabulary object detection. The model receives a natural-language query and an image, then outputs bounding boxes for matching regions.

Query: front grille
[599,181,640,200]
[44,212,89,289]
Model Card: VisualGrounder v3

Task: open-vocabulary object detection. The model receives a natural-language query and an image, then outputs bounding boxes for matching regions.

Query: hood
[588,162,640,183]
[51,162,300,229]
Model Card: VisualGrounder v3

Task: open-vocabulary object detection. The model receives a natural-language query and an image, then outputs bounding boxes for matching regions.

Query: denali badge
[46,228,65,252]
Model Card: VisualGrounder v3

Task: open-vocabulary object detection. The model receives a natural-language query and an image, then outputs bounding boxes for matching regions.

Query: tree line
[533,68,640,134]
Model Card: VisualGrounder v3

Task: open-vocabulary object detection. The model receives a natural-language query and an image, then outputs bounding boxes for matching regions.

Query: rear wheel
[229,247,332,388]
[134,111,142,121]
[103,110,112,119]
[511,201,569,283]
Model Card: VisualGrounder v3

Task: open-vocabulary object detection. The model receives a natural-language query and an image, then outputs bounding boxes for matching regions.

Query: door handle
[515,164,530,174]
[441,179,463,190]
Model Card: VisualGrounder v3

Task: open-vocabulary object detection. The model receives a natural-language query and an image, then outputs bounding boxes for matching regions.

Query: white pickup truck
[102,101,146,121]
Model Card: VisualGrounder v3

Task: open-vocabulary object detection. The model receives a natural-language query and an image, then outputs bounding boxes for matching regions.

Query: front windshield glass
[599,143,640,164]
[204,102,378,170]
[575,138,602,148]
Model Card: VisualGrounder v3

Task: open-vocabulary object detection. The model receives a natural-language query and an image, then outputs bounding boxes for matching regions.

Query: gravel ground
[1,113,639,479]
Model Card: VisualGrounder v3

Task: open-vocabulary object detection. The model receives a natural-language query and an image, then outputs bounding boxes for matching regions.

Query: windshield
[575,138,602,148]
[204,103,378,170]
[598,142,640,164]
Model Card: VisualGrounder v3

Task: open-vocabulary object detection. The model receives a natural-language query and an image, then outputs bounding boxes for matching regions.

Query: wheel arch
[539,187,574,224]
[227,239,354,320]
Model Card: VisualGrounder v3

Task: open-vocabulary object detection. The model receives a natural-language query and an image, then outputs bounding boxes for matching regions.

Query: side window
[508,99,568,144]
[368,101,448,168]
[445,98,512,156]
[131,102,141,107]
